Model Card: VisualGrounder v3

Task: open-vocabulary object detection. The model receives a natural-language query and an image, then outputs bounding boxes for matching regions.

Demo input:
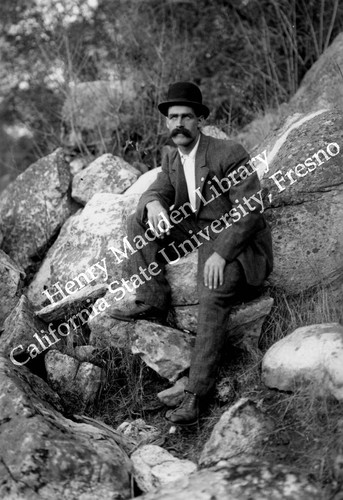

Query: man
[110,82,273,425]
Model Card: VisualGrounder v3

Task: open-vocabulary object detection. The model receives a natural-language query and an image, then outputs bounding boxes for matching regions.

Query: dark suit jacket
[136,133,273,286]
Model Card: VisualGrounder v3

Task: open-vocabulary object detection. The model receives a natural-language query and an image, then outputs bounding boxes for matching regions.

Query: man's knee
[198,259,244,293]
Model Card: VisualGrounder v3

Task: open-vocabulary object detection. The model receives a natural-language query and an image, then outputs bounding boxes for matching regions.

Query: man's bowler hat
[158,82,210,118]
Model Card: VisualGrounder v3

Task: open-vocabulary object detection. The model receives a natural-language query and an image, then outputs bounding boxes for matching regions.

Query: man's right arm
[135,149,175,236]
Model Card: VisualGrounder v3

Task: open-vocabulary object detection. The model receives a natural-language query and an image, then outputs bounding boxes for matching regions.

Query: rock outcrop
[259,108,343,295]
[45,350,104,410]
[1,295,50,366]
[132,320,193,382]
[0,354,132,499]
[262,323,343,400]
[125,167,162,195]
[138,461,321,500]
[0,249,25,327]
[72,153,141,205]
[131,444,197,493]
[0,148,73,272]
[199,398,274,467]
[28,192,140,310]
[288,32,343,114]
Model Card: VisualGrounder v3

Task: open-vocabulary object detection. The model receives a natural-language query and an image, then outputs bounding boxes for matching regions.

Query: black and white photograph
[1,1,343,498]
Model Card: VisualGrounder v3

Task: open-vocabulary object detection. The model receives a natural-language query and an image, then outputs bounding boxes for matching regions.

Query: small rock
[157,377,188,407]
[131,444,197,493]
[69,155,91,176]
[117,418,162,446]
[45,350,104,409]
[72,153,140,205]
[199,398,274,467]
[132,321,192,382]
[35,282,108,322]
[262,323,343,400]
[216,376,235,403]
[89,289,137,349]
[74,345,99,363]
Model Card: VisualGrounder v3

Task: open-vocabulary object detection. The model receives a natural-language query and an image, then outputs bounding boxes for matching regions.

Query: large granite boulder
[288,32,343,113]
[0,148,73,272]
[138,461,321,500]
[27,192,140,310]
[259,107,343,295]
[72,153,141,205]
[125,167,162,195]
[0,354,132,499]
[0,249,25,327]
[262,323,343,400]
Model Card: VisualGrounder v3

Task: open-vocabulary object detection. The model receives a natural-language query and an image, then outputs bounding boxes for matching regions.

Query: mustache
[170,128,192,138]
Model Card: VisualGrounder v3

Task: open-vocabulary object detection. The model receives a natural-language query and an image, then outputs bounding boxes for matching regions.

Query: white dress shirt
[178,135,200,212]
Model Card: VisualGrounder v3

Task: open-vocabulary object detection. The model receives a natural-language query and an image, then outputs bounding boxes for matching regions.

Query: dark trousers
[127,213,247,397]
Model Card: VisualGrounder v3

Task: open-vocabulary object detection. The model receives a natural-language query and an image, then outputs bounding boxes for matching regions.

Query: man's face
[166,105,201,150]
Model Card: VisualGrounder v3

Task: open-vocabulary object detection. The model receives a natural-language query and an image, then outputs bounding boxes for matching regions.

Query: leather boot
[165,390,199,425]
[109,301,167,322]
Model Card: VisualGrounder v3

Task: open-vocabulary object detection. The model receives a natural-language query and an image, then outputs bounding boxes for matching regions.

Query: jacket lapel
[194,133,210,213]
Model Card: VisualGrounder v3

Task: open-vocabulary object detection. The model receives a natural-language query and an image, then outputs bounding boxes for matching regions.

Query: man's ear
[165,116,171,130]
[197,116,205,128]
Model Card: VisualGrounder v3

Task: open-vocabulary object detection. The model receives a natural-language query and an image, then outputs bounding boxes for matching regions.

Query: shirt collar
[178,134,201,162]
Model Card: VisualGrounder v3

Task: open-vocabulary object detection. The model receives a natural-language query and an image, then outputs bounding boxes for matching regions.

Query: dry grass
[261,284,343,349]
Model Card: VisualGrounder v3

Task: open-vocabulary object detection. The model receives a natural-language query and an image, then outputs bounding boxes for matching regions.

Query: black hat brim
[158,100,210,119]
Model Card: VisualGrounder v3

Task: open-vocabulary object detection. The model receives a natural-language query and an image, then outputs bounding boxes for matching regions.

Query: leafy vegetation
[1,0,342,183]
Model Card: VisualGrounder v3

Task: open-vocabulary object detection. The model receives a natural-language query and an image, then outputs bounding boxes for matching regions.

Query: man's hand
[146,201,171,239]
[204,252,226,289]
